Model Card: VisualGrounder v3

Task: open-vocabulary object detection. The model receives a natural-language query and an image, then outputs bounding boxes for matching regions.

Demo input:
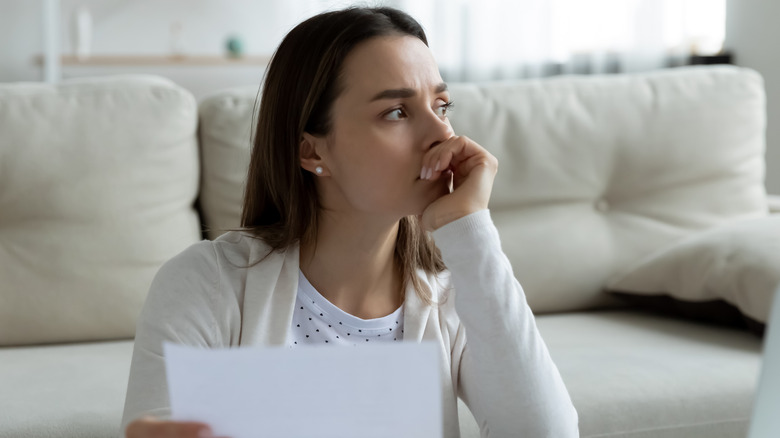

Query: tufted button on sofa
[594,198,610,213]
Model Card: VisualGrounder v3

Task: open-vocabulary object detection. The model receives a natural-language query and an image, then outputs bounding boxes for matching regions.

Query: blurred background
[0,0,776,194]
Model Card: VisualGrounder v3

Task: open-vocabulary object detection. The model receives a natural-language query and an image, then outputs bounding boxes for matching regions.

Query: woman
[122,6,578,438]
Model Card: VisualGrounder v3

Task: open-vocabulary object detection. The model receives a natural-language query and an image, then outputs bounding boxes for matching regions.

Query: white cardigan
[120,210,579,437]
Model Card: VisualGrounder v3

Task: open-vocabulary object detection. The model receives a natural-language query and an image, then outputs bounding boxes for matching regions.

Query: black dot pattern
[288,270,405,348]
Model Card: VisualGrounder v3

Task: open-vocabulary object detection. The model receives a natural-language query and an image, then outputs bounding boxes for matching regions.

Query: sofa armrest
[769,195,780,214]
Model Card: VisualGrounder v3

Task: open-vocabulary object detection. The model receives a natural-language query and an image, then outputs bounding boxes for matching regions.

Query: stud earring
[315,166,323,175]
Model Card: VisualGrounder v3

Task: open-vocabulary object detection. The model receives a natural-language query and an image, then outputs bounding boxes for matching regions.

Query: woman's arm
[121,241,233,437]
[433,210,579,437]
[420,136,577,436]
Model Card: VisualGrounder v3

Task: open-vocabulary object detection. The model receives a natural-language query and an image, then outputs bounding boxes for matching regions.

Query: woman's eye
[435,101,455,117]
[384,108,407,121]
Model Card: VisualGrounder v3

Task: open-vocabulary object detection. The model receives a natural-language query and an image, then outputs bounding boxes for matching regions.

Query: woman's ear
[300,132,329,176]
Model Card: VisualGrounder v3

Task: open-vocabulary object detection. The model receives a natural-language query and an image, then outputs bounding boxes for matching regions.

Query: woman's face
[312,35,454,221]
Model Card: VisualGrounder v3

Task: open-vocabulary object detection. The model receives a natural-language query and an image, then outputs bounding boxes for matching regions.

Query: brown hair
[241,7,445,305]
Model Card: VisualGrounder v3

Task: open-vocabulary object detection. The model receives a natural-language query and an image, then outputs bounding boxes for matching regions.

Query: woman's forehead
[338,35,443,101]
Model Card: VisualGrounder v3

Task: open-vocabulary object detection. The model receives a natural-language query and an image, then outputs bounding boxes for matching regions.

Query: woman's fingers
[420,136,466,181]
[125,417,219,438]
[420,135,496,186]
[420,135,498,231]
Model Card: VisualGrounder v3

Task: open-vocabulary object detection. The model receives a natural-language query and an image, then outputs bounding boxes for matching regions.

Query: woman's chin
[411,181,448,214]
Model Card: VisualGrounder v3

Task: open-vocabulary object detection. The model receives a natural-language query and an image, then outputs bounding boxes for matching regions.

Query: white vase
[73,6,92,60]
[170,21,184,56]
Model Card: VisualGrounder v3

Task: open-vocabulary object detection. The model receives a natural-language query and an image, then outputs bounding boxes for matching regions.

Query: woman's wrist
[430,208,491,235]
[426,205,484,231]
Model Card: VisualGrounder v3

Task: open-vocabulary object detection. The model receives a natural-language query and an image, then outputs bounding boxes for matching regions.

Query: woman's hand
[419,135,498,231]
[125,416,222,438]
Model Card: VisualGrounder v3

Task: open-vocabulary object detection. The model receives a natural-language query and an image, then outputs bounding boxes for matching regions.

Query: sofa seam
[582,416,749,438]
[208,239,223,346]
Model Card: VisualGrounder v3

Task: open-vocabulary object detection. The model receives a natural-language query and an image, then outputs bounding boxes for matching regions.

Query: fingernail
[426,167,433,179]
[434,160,440,172]
[420,167,427,180]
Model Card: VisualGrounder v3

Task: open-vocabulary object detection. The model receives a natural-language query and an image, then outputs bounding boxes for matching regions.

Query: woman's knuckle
[126,418,154,437]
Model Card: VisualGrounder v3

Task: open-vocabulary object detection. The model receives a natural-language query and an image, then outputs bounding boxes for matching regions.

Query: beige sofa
[1,66,778,438]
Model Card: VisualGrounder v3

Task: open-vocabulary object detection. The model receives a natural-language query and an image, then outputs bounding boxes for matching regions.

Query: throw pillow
[606,215,780,327]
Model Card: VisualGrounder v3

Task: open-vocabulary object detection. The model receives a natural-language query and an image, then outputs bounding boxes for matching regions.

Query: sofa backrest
[0,75,202,345]
[448,66,768,312]
[198,66,768,314]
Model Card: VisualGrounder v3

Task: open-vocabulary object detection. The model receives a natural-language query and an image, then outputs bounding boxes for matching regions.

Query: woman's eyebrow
[369,82,448,101]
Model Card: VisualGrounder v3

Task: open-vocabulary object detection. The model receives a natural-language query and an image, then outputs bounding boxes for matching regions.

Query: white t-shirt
[288,270,404,347]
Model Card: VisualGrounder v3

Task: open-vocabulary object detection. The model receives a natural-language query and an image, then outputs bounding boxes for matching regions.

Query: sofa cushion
[606,216,780,323]
[536,311,762,438]
[0,340,133,438]
[0,76,201,345]
[197,66,768,313]
[198,88,257,239]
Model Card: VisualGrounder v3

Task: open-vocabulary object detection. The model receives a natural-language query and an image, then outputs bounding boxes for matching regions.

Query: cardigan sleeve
[119,240,236,437]
[431,210,579,437]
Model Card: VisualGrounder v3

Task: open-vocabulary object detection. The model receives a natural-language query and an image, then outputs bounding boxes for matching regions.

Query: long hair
[241,7,445,305]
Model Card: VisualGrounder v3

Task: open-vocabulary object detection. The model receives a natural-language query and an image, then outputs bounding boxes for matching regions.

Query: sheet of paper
[163,342,442,438]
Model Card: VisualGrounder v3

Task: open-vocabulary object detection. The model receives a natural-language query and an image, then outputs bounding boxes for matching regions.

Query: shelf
[34,54,272,66]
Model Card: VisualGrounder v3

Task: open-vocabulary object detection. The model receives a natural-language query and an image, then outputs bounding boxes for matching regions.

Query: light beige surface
[0,76,202,345]
[537,311,762,438]
[607,216,780,322]
[0,340,133,438]
[198,66,768,314]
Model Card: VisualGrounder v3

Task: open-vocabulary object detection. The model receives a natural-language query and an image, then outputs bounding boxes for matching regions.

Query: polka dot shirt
[288,270,404,347]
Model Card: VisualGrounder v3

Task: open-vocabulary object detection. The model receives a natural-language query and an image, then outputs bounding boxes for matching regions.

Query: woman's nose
[424,112,454,150]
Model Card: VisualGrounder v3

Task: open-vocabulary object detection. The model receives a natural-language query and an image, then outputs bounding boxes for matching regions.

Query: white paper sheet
[163,342,442,438]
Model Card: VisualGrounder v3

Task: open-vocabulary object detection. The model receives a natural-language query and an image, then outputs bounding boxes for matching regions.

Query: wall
[0,0,355,87]
[0,0,45,81]
[724,0,780,195]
